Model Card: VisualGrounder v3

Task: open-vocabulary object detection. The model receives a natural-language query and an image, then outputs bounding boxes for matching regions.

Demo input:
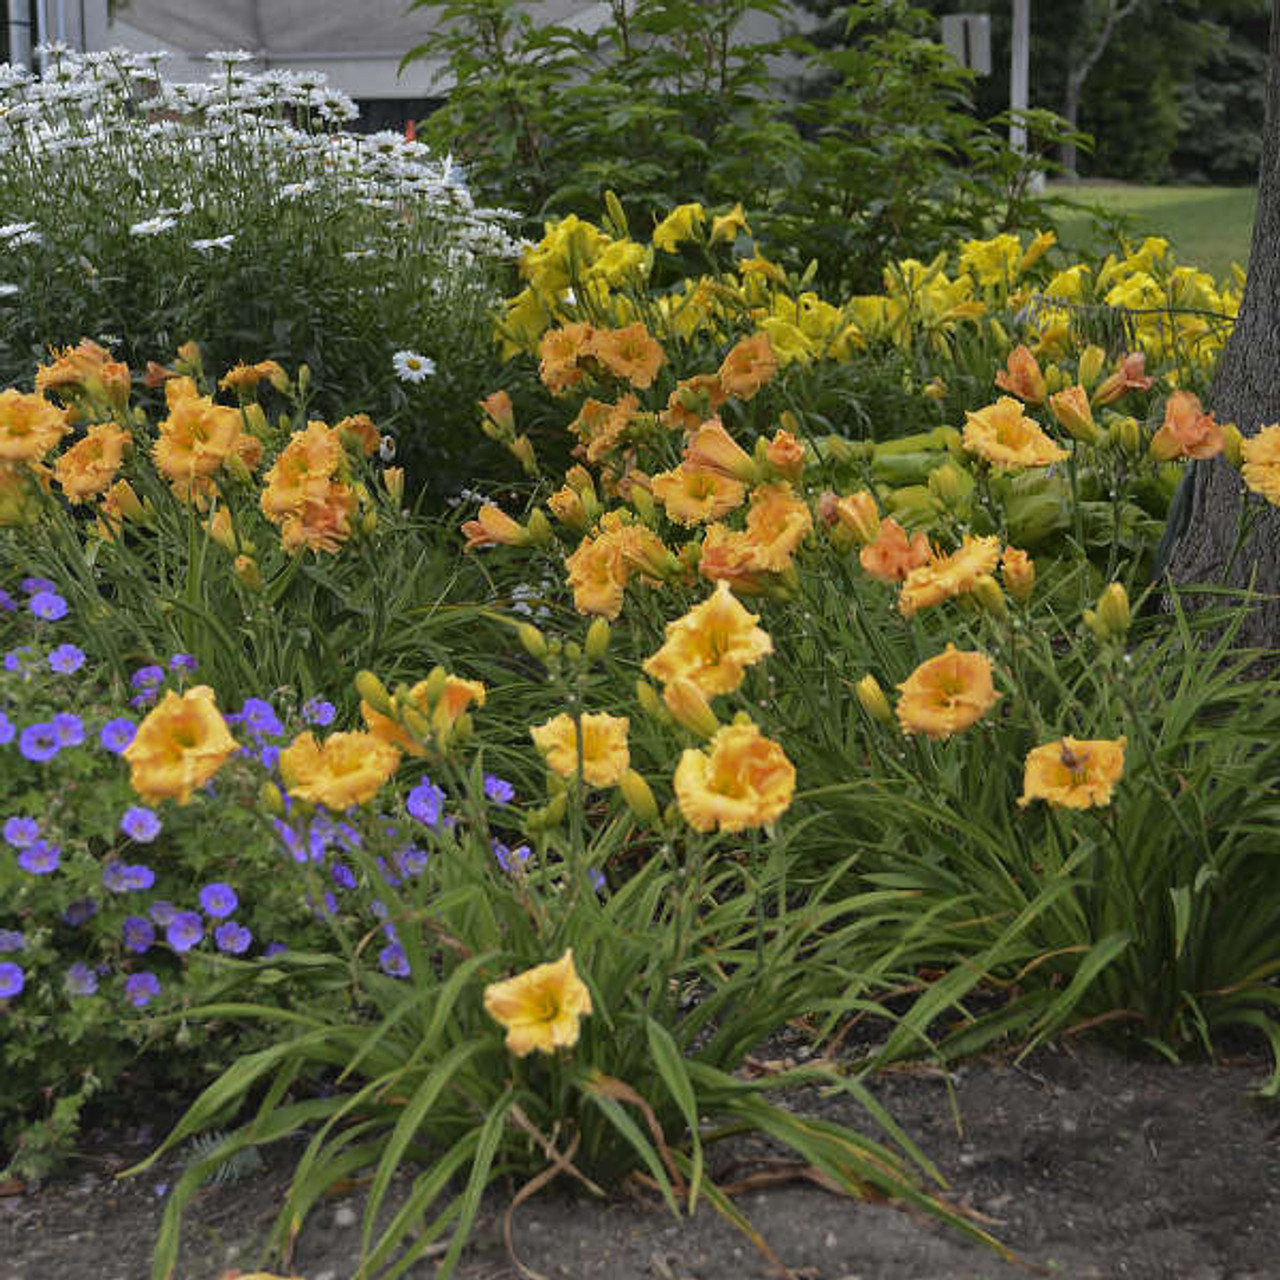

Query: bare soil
[3,1040,1277,1280]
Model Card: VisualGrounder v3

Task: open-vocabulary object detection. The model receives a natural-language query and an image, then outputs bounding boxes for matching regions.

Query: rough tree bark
[1163,0,1280,647]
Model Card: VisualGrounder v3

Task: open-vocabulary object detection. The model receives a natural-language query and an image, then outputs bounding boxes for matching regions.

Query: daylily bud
[355,669,394,716]
[564,640,582,665]
[922,376,947,403]
[383,466,404,505]
[400,704,433,743]
[832,490,880,545]
[584,616,611,661]
[630,484,656,523]
[1077,345,1106,392]
[1097,582,1131,637]
[517,622,548,661]
[1001,547,1035,604]
[663,677,720,738]
[258,781,285,816]
[604,189,630,240]
[1108,415,1142,458]
[620,768,659,824]
[422,665,449,709]
[855,675,893,725]
[1049,385,1102,445]
[526,508,553,546]
[971,573,1007,619]
[635,679,671,724]
[233,554,262,591]
[361,510,378,536]
[509,433,538,475]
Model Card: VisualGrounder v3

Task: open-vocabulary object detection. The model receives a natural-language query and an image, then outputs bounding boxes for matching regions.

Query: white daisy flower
[393,350,435,383]
[130,215,178,237]
[0,283,19,298]
[205,50,254,65]
[191,234,235,252]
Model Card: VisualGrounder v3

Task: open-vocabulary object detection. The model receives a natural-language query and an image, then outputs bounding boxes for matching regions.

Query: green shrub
[0,48,520,501]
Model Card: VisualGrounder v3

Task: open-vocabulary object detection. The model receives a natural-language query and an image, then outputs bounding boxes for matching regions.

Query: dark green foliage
[408,0,1063,295]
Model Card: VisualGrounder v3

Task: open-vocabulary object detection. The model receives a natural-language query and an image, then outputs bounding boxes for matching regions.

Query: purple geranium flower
[0,587,15,612]
[407,777,445,826]
[99,717,137,754]
[48,643,86,674]
[149,899,177,926]
[51,712,85,747]
[378,941,409,977]
[0,929,25,952]
[214,921,252,954]
[63,898,98,926]
[169,652,198,672]
[301,697,335,727]
[21,577,57,595]
[120,806,161,843]
[3,645,36,675]
[0,712,14,746]
[483,773,515,804]
[331,861,356,890]
[493,840,531,873]
[131,664,165,690]
[125,972,162,1007]
[165,911,204,953]
[199,883,237,919]
[18,723,60,763]
[28,590,68,621]
[122,916,156,953]
[238,697,283,737]
[262,942,287,958]
[0,961,23,998]
[65,962,99,996]
[18,840,60,874]
[3,815,39,848]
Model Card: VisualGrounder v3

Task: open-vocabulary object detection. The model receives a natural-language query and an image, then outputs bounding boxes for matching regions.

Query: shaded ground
[3,1040,1277,1280]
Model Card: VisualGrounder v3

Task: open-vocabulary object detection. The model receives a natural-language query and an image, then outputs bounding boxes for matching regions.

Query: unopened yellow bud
[526,508,553,546]
[233,554,262,591]
[1001,547,1035,604]
[1108,415,1142,457]
[509,433,538,475]
[383,466,404,505]
[635,679,671,724]
[400,704,433,743]
[619,768,659,824]
[630,485,656,523]
[584,617,611,661]
[1077,345,1106,391]
[354,669,394,716]
[422,665,448,708]
[663,678,721,738]
[258,781,285,816]
[517,622,548,661]
[242,402,270,439]
[971,573,1007,618]
[564,640,582,665]
[361,510,378,536]
[451,711,474,745]
[604,189,629,239]
[1097,582,1130,637]
[855,675,893,725]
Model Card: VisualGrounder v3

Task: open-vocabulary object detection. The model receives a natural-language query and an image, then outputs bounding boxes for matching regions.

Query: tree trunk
[1164,0,1280,647]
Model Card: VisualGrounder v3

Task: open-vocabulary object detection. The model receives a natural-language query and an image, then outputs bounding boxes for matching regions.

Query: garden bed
[4,1040,1276,1280]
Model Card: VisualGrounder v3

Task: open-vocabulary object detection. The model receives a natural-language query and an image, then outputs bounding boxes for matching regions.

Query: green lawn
[1047,182,1257,285]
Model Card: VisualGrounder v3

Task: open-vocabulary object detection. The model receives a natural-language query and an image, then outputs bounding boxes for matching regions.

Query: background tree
[1164,0,1280,643]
